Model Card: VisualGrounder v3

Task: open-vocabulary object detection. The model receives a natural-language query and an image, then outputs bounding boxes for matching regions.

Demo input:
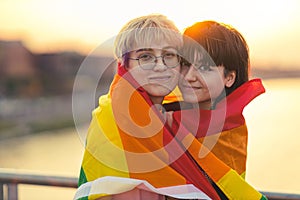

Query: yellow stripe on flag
[163,86,183,104]
[217,169,262,200]
[83,94,129,181]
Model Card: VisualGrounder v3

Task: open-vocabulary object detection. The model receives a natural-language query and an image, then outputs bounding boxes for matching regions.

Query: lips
[182,84,202,90]
[148,75,172,82]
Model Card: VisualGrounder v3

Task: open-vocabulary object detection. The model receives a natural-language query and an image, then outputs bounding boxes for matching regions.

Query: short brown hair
[182,21,249,95]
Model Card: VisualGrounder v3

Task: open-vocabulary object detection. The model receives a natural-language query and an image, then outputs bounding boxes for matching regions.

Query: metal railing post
[0,183,4,200]
[7,184,18,200]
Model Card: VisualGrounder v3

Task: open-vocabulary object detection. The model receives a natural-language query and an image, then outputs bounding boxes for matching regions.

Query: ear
[117,58,124,66]
[117,60,123,67]
[224,70,236,88]
[117,58,127,69]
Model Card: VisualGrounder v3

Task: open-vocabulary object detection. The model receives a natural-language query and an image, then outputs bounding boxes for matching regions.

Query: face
[179,62,234,109]
[126,44,180,104]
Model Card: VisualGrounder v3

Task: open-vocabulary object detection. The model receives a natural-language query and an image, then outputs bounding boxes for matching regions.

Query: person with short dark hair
[165,20,267,199]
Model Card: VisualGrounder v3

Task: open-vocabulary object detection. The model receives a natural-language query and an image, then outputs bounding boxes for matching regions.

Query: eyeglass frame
[127,53,181,70]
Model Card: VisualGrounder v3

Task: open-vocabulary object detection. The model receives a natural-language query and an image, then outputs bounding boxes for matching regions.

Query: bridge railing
[0,168,77,200]
[0,168,299,200]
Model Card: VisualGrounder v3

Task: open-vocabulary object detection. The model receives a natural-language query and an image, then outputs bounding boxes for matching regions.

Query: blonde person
[75,15,221,200]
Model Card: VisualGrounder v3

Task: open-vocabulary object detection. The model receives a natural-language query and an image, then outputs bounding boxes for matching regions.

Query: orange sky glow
[1,0,300,69]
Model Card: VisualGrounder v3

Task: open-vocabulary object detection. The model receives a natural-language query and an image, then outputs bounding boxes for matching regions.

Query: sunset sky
[1,0,300,69]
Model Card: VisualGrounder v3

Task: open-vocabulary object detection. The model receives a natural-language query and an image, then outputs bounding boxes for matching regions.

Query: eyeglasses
[128,53,181,70]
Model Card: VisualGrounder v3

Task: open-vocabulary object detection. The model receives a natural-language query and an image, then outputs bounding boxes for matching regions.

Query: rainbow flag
[76,65,267,199]
[169,78,267,199]
[171,78,265,177]
[77,65,220,199]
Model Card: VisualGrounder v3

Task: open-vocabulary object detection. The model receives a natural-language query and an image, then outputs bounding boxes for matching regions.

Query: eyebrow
[134,46,177,53]
[135,48,153,53]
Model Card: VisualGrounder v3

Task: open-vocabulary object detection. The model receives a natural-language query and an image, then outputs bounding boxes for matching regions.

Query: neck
[197,100,213,110]
[149,95,163,105]
[197,91,226,110]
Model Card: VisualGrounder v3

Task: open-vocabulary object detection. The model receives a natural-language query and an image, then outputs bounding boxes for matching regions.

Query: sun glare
[0,0,299,67]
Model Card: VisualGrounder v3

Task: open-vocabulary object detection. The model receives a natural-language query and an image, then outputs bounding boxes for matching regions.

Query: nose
[152,56,167,71]
[184,65,197,82]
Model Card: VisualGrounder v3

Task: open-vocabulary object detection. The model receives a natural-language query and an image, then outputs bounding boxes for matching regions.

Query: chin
[182,95,199,104]
[147,86,172,97]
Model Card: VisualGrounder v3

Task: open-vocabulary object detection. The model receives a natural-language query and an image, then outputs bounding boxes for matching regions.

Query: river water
[0,78,300,199]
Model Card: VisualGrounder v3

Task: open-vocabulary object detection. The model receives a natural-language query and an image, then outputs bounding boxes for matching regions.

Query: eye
[138,53,154,62]
[198,65,211,71]
[163,52,177,59]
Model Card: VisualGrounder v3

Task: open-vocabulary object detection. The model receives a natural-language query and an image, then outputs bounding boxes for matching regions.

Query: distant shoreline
[251,68,300,80]
[1,69,300,140]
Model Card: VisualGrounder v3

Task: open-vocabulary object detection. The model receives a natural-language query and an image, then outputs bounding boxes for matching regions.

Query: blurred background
[0,0,300,199]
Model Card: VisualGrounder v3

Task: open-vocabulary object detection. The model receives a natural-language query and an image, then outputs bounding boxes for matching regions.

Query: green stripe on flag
[78,167,87,187]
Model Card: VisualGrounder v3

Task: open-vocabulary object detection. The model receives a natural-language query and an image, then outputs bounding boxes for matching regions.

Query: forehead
[131,45,178,53]
[184,48,216,66]
[129,40,179,52]
[121,27,182,54]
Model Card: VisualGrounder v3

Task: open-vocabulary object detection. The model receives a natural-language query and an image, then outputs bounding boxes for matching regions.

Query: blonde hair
[113,14,182,61]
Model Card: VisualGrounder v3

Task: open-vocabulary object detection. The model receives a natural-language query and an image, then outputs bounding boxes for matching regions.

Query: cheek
[172,66,181,75]
[169,67,180,82]
[203,73,224,86]
[173,70,180,81]
[205,79,225,97]
[129,70,148,85]
[127,59,138,70]
[180,67,188,76]
[178,75,185,88]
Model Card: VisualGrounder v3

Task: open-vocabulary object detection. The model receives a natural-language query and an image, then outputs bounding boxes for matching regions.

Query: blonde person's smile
[148,75,172,83]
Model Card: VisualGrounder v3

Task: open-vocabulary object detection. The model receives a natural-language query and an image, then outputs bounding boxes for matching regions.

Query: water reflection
[0,78,300,199]
[0,127,84,200]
